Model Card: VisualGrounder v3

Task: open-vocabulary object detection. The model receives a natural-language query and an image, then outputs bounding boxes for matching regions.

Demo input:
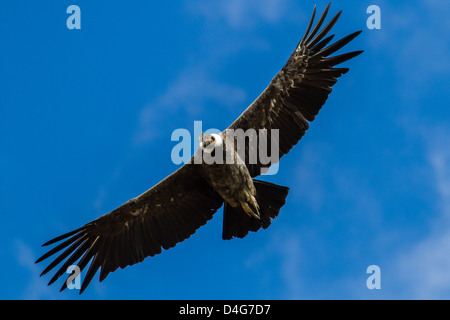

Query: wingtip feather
[41,227,84,247]
[299,5,316,46]
[304,3,331,45]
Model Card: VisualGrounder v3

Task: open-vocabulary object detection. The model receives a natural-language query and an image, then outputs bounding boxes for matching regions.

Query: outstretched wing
[228,3,363,177]
[36,164,223,293]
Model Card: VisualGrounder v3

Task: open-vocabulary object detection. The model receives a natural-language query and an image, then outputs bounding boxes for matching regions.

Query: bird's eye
[211,136,215,141]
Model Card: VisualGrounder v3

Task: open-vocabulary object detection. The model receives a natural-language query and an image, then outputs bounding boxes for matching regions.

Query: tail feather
[222,180,289,240]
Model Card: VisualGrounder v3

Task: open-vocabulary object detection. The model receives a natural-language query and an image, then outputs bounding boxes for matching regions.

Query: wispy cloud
[134,67,246,145]
[372,1,450,85]
[292,142,382,224]
[14,240,58,300]
[395,231,450,299]
[391,128,450,298]
[277,233,304,298]
[291,143,331,212]
[360,1,450,297]
[429,147,450,219]
[186,0,298,29]
[134,0,309,146]
[245,230,304,299]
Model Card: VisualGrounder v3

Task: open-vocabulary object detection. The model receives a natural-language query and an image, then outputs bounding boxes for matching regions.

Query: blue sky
[1,0,450,299]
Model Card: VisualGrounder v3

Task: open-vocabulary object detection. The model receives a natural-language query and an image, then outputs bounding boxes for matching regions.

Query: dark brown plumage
[36,165,224,293]
[228,3,362,176]
[36,3,362,294]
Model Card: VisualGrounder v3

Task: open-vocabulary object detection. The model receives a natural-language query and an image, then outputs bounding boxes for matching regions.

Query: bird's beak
[199,142,205,149]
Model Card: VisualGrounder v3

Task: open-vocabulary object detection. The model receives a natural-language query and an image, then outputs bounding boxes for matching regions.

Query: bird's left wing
[36,163,223,293]
[227,4,363,177]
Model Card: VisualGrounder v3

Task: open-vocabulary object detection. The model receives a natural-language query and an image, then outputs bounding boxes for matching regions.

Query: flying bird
[36,3,363,294]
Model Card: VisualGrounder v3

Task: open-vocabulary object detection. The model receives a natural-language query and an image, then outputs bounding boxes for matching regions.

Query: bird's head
[199,132,223,153]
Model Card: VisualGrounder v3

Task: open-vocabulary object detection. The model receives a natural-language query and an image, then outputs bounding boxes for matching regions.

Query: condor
[37,3,363,293]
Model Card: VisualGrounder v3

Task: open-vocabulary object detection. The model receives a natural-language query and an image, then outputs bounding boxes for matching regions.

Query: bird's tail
[222,180,289,240]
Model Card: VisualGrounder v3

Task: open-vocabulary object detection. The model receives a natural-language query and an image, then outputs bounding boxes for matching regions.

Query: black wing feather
[228,4,362,176]
[36,164,223,293]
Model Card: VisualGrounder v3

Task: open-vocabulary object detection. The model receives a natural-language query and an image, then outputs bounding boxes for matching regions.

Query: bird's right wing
[36,163,223,293]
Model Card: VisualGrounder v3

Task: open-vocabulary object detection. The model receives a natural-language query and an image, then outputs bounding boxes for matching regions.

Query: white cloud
[134,67,246,145]
[14,239,58,300]
[391,129,450,298]
[187,0,296,29]
[291,143,331,212]
[277,233,304,298]
[134,0,313,145]
[372,1,450,85]
[292,142,382,226]
[429,147,450,218]
[395,231,450,299]
[359,1,450,297]
[245,230,304,299]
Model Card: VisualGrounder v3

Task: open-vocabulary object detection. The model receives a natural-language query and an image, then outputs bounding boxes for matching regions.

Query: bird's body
[198,132,259,219]
[36,3,363,294]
